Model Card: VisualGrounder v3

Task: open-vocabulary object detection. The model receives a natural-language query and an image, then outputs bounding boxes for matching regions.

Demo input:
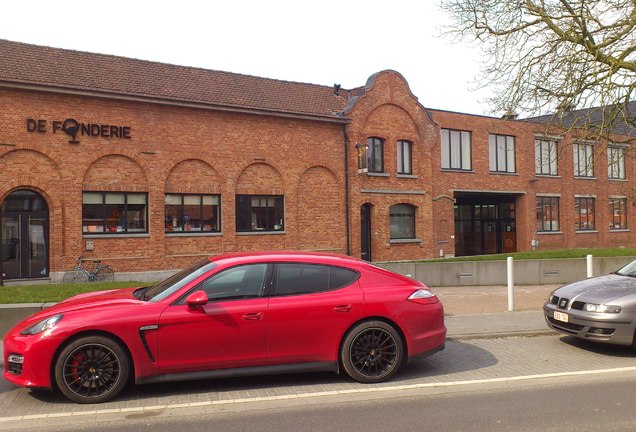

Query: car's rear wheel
[54,336,129,404]
[340,320,403,383]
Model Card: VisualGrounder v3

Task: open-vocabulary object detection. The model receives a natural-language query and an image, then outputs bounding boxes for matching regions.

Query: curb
[448,329,557,341]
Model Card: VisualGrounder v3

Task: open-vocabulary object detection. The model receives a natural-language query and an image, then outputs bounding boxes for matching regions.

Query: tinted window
[196,264,268,301]
[274,263,359,296]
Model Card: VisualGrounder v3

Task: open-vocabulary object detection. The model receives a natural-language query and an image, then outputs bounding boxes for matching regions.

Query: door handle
[334,304,353,313]
[243,312,263,320]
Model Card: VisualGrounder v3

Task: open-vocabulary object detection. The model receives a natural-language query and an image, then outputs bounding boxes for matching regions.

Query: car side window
[274,263,359,297]
[196,264,268,301]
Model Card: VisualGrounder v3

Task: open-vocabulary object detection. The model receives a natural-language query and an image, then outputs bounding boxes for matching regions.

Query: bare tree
[440,0,636,137]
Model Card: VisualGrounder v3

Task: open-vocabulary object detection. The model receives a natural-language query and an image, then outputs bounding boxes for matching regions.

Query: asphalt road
[3,334,636,430]
[13,373,636,432]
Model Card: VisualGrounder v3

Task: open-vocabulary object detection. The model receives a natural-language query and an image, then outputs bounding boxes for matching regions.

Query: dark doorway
[454,193,517,257]
[1,190,49,280]
[360,204,372,261]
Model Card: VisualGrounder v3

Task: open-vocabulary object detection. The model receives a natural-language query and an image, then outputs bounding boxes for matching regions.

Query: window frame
[489,134,516,173]
[536,196,560,232]
[608,145,627,180]
[574,197,596,231]
[165,193,221,234]
[367,137,385,173]
[609,197,628,230]
[573,141,595,178]
[441,128,472,171]
[535,139,559,176]
[82,191,148,234]
[389,203,416,240]
[235,194,285,233]
[397,140,413,175]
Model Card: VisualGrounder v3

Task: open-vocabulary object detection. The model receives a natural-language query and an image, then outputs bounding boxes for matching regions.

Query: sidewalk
[434,284,559,339]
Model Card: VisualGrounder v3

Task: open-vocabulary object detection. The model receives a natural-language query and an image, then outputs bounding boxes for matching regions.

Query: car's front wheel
[340,320,403,383]
[54,335,130,404]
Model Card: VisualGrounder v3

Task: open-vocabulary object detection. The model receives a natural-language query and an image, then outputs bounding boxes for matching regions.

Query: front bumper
[543,304,636,346]
[3,329,62,389]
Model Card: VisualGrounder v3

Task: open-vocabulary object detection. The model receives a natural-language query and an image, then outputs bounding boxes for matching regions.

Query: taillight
[407,289,439,305]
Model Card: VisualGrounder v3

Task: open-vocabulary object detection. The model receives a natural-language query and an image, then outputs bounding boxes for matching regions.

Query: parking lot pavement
[2,333,636,426]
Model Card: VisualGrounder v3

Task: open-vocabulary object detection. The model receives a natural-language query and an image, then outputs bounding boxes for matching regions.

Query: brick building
[0,39,634,281]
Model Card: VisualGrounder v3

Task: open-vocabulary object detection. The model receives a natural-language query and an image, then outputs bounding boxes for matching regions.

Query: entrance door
[1,190,49,280]
[360,204,372,261]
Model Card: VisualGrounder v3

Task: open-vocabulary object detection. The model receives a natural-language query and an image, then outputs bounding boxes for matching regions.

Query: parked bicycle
[62,257,115,283]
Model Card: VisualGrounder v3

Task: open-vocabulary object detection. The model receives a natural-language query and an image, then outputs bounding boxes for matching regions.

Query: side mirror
[185,290,208,307]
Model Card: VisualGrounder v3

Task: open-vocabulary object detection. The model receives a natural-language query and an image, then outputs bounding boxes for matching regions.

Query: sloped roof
[527,101,636,137]
[0,39,349,121]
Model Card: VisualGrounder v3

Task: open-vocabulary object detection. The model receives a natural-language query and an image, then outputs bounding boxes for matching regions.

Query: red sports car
[4,252,446,403]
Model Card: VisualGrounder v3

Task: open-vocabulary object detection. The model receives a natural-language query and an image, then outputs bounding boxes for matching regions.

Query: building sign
[26,118,132,144]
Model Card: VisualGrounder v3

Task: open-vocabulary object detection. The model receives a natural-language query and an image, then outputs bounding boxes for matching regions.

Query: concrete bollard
[507,256,514,312]
[587,254,593,278]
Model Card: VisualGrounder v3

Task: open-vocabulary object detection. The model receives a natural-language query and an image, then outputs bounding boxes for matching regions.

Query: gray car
[544,259,636,348]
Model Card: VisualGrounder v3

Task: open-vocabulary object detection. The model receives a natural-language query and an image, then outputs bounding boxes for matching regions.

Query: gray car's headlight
[584,304,621,314]
[19,314,63,335]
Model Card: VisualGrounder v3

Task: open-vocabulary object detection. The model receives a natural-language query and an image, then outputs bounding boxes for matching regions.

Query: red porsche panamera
[4,252,446,403]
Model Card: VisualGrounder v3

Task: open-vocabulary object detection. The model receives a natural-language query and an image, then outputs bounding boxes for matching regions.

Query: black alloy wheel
[341,320,403,383]
[54,336,129,404]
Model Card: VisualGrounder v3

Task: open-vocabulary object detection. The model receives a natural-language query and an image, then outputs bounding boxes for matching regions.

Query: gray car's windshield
[142,259,217,302]
[615,260,636,277]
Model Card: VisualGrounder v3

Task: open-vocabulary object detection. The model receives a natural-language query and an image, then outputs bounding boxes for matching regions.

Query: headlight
[19,314,63,335]
[584,304,621,314]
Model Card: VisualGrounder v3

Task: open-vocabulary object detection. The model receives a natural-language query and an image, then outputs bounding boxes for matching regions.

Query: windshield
[615,259,636,277]
[143,259,217,302]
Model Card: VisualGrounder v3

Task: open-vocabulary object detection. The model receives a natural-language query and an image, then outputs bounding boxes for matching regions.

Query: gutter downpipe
[343,124,352,256]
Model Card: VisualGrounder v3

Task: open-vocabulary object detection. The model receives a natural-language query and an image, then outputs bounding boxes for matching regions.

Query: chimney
[333,84,341,96]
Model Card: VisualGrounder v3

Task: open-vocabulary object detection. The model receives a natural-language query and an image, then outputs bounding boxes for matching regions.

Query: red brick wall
[0,88,346,274]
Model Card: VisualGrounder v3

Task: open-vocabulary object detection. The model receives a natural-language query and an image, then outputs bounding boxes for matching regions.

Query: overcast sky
[0,0,493,115]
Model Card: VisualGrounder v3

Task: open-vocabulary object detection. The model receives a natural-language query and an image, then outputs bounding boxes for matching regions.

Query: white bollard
[587,254,593,278]
[507,256,514,312]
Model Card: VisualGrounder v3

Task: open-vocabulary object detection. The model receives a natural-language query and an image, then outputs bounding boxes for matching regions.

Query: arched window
[389,204,415,239]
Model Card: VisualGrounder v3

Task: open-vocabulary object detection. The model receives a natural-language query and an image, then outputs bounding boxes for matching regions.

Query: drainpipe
[343,124,351,256]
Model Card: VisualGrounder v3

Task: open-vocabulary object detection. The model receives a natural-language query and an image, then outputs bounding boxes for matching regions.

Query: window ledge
[534,174,561,179]
[389,238,423,245]
[609,229,630,233]
[367,172,390,177]
[574,176,597,180]
[166,232,222,237]
[237,231,286,236]
[397,174,418,179]
[441,169,474,174]
[609,178,628,182]
[83,233,150,239]
[489,171,518,176]
[536,231,563,235]
[575,230,598,234]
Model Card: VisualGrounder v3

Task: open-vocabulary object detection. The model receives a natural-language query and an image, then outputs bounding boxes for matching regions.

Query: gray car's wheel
[54,336,130,404]
[340,320,403,383]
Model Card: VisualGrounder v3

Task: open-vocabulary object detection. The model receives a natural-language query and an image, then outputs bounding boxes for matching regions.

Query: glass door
[1,190,49,280]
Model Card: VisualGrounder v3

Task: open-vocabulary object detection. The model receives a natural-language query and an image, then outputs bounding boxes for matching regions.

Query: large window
[535,139,558,176]
[367,137,384,173]
[82,192,147,234]
[489,134,516,173]
[608,146,626,180]
[389,204,416,239]
[609,198,628,230]
[573,142,594,177]
[441,129,471,170]
[236,195,284,232]
[574,197,596,231]
[397,140,413,174]
[536,196,560,232]
[165,194,220,233]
